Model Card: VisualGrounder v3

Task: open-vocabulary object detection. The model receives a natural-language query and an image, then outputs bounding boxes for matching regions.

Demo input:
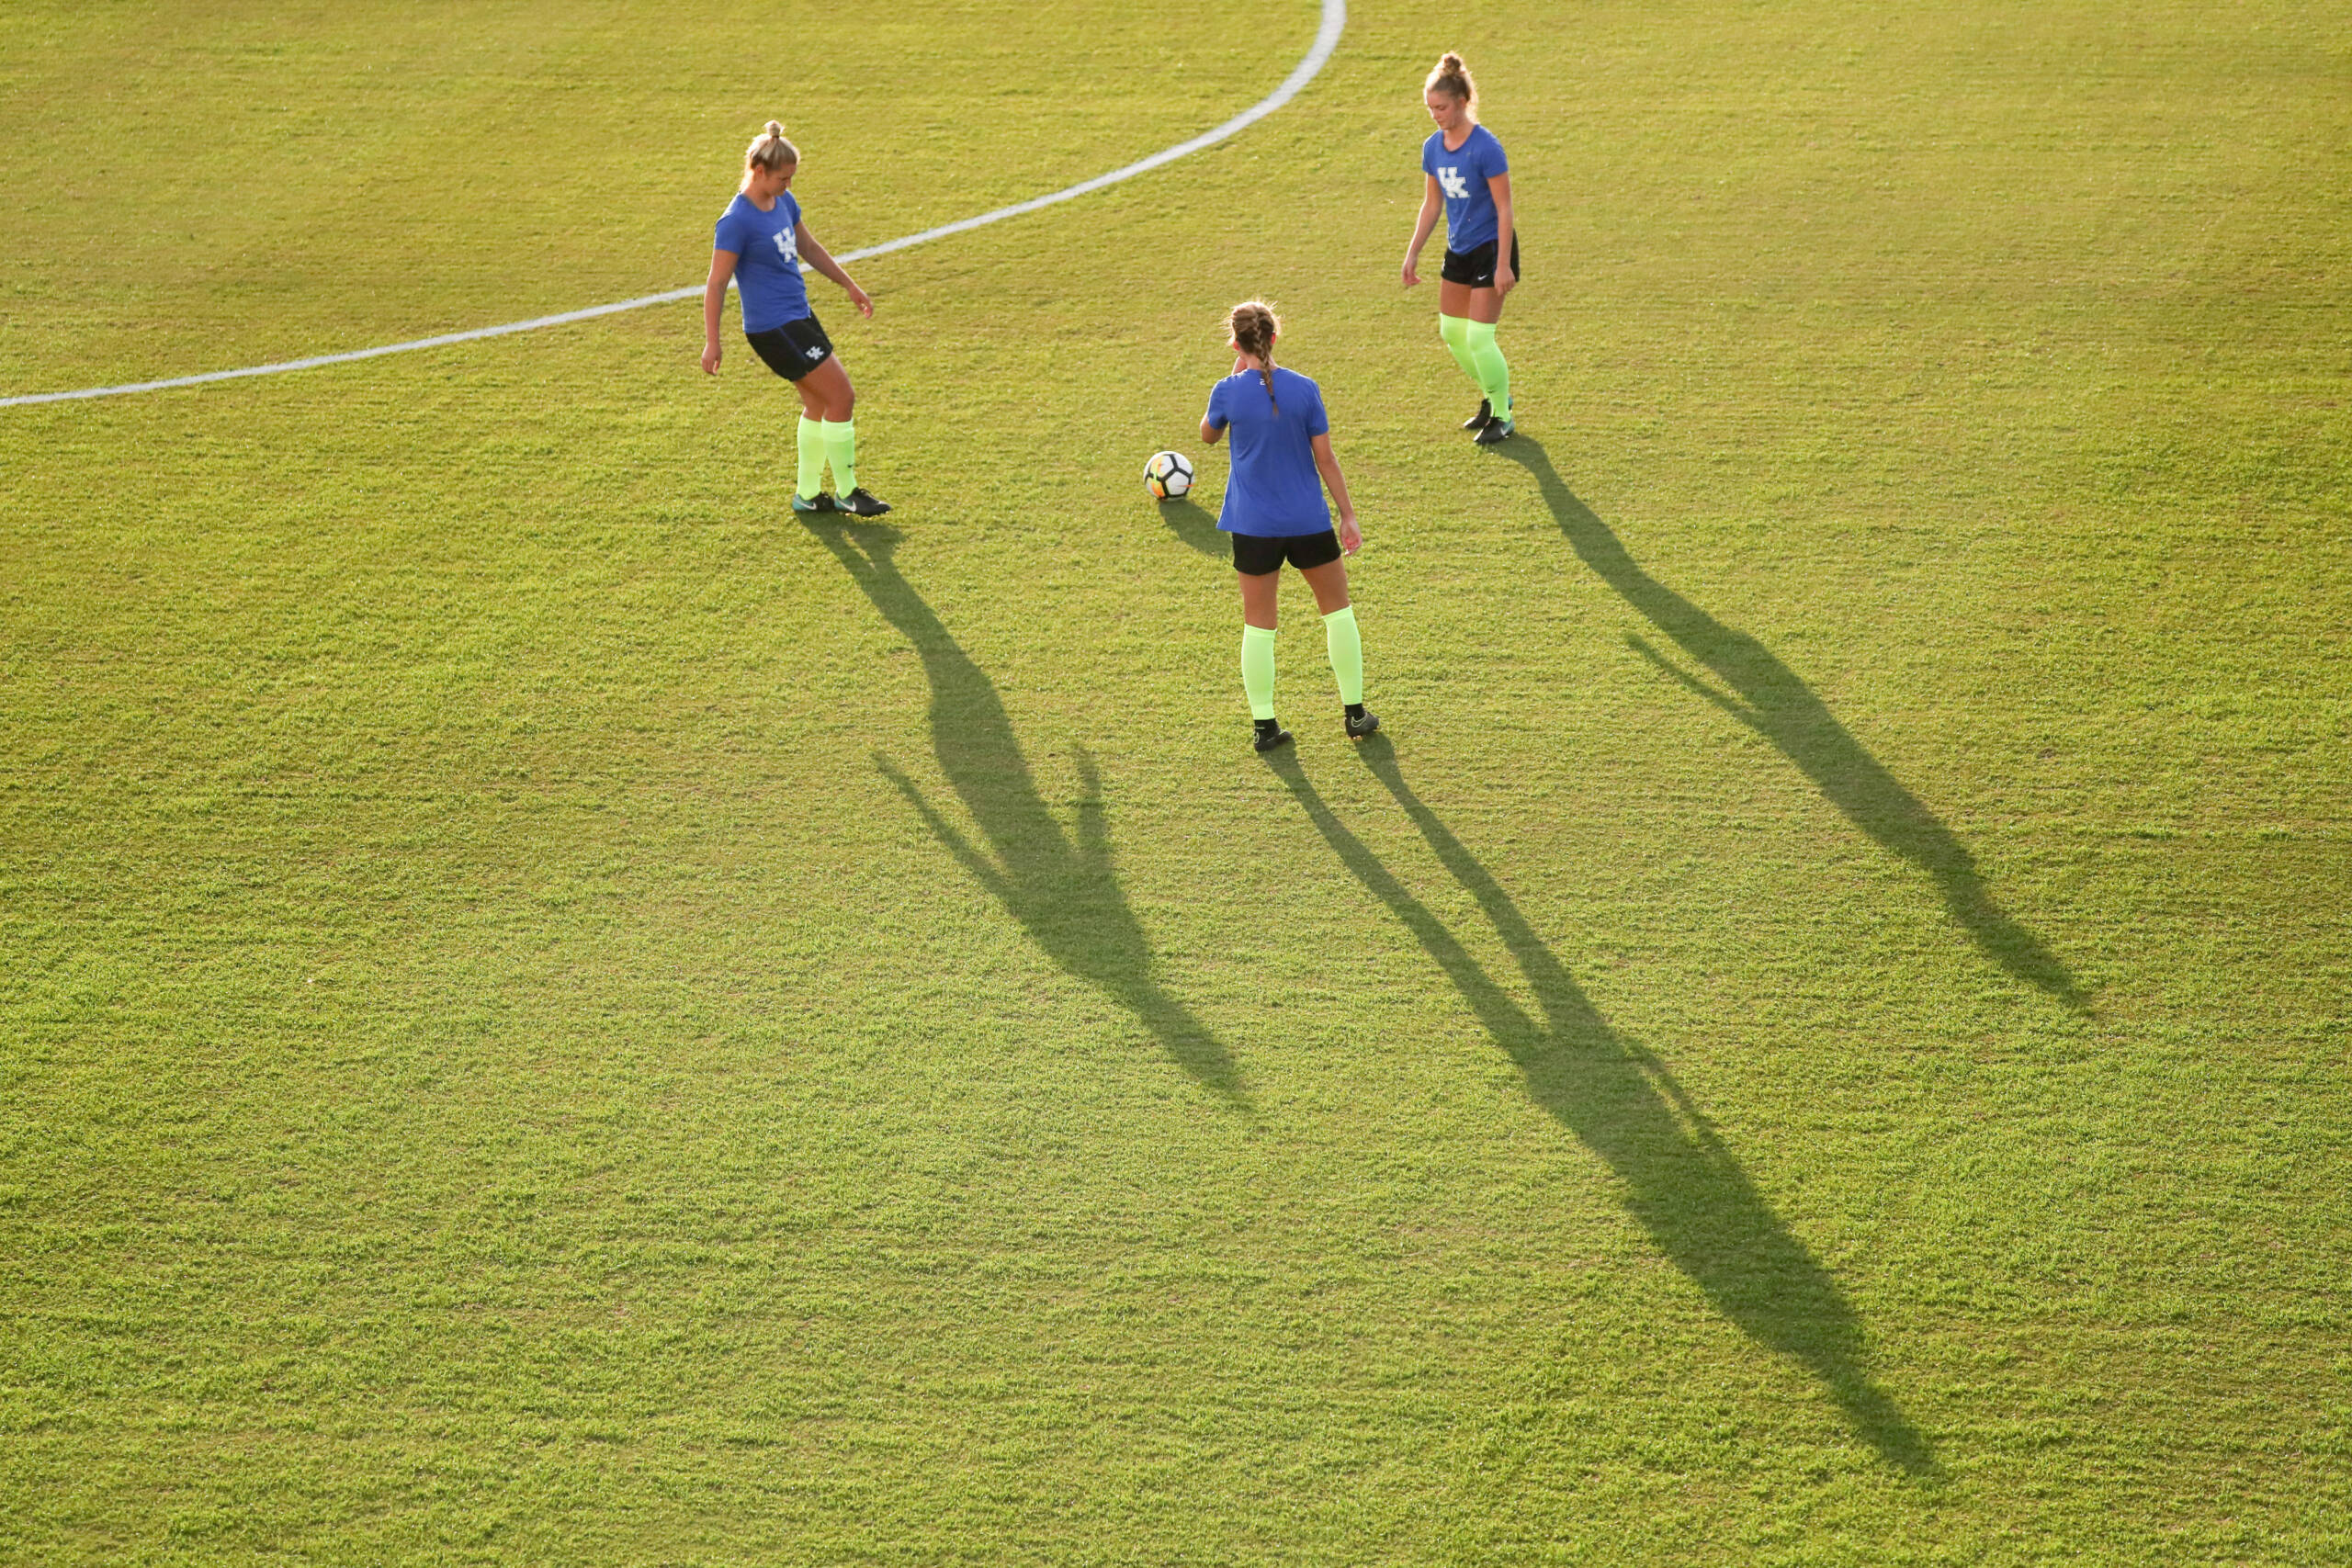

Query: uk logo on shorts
[805,345,823,361]
[1437,166,1471,199]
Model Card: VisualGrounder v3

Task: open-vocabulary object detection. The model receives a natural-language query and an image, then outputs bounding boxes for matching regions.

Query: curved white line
[4,0,1345,410]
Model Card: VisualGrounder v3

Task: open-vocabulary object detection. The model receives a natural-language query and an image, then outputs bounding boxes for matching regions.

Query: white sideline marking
[3,0,1346,410]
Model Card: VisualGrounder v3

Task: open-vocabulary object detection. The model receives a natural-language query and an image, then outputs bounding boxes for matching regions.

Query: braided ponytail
[1229,299,1282,414]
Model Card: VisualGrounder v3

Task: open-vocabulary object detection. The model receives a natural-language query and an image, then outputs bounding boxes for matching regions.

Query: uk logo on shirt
[773,229,798,265]
[1437,166,1471,199]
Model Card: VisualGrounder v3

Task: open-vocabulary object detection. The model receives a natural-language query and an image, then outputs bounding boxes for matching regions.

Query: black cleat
[1345,708,1382,740]
[1462,398,1494,432]
[790,491,838,514]
[838,487,892,517]
[1252,721,1294,754]
[1473,415,1515,446]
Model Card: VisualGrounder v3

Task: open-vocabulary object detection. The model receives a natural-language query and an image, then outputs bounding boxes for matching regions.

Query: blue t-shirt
[714,190,810,333]
[1421,124,1510,252]
[1204,367,1331,537]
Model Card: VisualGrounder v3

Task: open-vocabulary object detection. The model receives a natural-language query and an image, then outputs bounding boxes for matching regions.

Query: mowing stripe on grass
[0,0,1346,410]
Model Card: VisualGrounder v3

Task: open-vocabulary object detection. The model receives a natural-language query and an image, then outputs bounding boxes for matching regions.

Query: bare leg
[1238,567,1282,628]
[797,355,856,421]
[1299,557,1351,615]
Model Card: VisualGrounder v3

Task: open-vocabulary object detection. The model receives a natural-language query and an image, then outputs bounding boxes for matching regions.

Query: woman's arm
[1403,174,1443,288]
[1202,374,1236,444]
[701,249,739,374]
[1310,432,1360,553]
[1488,172,1515,295]
[797,222,874,318]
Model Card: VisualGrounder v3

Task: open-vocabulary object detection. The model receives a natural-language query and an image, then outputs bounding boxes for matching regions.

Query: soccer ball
[1144,449,1195,501]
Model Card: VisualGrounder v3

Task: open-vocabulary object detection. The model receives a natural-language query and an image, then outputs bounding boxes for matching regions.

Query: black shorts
[745,313,835,380]
[1441,234,1521,289]
[1232,528,1342,575]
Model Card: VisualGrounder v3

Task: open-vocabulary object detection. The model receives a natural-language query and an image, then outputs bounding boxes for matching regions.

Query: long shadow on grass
[1268,740,1935,1473]
[808,521,1243,1105]
[1494,437,2080,1007]
[1157,498,1226,558]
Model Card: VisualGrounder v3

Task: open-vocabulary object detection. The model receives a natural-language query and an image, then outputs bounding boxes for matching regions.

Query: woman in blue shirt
[1402,52,1519,446]
[1200,301,1378,752]
[700,120,890,517]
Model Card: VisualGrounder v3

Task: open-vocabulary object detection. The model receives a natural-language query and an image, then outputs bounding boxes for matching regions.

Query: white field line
[4,0,1345,411]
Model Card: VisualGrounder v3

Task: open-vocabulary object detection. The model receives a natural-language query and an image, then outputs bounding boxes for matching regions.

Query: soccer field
[4,0,2348,1561]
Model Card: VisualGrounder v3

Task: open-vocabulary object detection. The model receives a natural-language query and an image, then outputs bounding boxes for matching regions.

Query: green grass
[4,0,2349,1562]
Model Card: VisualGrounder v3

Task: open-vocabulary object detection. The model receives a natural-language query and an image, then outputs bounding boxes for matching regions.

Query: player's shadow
[1271,740,1936,1474]
[1157,497,1226,558]
[1494,437,2082,1007]
[807,520,1244,1105]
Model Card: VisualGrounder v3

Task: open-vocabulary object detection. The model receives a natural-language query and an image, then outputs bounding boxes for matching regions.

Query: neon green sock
[1437,313,1481,392]
[821,418,857,493]
[1321,605,1363,706]
[1463,320,1510,417]
[1241,624,1277,721]
[797,416,825,499]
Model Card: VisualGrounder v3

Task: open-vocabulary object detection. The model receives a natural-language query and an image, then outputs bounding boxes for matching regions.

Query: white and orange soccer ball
[1144,449,1195,501]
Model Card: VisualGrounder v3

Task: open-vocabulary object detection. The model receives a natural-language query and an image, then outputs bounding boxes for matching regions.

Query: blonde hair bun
[741,120,801,188]
[1425,51,1477,107]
